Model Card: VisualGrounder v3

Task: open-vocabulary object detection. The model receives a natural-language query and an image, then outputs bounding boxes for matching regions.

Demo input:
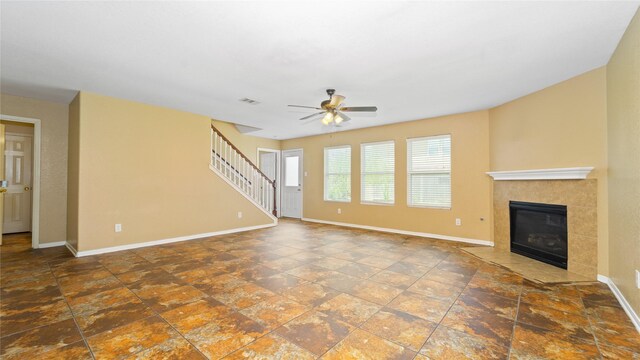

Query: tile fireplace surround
[492,179,598,280]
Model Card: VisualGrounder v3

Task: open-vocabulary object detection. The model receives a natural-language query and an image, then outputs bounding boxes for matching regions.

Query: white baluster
[225,143,229,178]
[216,133,220,169]
[234,151,238,185]
[214,134,218,169]
[233,149,237,185]
[262,177,266,209]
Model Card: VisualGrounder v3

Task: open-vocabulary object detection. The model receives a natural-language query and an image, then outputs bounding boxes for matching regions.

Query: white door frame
[257,148,281,217]
[0,114,41,249]
[281,148,303,218]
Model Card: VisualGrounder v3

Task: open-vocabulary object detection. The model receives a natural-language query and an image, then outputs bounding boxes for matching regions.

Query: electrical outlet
[337,208,341,214]
[455,218,461,226]
[115,224,122,233]
[237,211,243,219]
[636,270,640,289]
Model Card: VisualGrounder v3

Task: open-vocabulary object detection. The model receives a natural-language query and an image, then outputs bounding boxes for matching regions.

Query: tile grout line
[579,291,606,359]
[46,259,98,360]
[42,248,208,358]
[413,251,478,355]
[307,249,452,358]
[218,238,429,359]
[283,241,483,357]
[98,254,214,360]
[506,280,523,359]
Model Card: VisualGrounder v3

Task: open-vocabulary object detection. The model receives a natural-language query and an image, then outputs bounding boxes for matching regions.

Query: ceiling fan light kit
[289,89,378,127]
[322,112,334,125]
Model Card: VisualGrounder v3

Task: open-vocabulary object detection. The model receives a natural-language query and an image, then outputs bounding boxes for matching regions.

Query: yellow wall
[69,92,274,252]
[282,111,492,242]
[489,68,609,275]
[607,9,640,315]
[0,93,69,245]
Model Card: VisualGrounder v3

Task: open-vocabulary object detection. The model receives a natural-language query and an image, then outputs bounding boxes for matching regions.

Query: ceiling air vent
[239,98,260,105]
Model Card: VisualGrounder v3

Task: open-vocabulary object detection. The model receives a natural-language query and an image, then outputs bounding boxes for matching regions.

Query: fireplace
[510,201,568,269]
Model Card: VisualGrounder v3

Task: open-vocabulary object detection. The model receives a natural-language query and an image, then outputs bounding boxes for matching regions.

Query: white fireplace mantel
[486,167,594,181]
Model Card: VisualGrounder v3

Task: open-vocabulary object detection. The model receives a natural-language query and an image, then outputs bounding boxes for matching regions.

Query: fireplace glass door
[509,201,568,269]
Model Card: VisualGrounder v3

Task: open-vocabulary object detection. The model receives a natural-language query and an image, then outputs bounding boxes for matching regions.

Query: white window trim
[324,145,351,203]
[406,134,452,210]
[360,140,395,205]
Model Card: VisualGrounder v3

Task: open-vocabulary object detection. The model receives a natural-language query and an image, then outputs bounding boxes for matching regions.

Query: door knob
[24,186,30,191]
[0,188,6,193]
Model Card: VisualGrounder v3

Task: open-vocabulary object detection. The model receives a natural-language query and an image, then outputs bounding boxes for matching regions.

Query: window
[361,141,394,204]
[407,135,451,208]
[285,156,299,186]
[324,146,351,202]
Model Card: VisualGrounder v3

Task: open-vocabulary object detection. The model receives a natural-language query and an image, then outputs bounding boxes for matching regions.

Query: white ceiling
[1,1,638,139]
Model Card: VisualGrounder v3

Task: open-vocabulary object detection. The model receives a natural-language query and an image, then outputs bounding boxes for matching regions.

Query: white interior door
[3,134,32,234]
[281,149,302,218]
[259,152,277,181]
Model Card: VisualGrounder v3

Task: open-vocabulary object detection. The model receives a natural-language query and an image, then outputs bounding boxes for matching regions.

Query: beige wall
[489,68,609,276]
[282,111,492,242]
[0,93,69,245]
[212,120,280,164]
[606,9,640,315]
[69,92,274,252]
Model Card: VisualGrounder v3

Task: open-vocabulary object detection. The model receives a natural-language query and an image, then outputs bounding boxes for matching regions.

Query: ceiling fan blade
[329,95,345,108]
[299,111,325,120]
[336,111,351,122]
[288,105,322,110]
[339,106,377,112]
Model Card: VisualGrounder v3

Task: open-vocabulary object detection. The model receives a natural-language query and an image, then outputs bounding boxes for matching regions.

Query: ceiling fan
[288,89,377,126]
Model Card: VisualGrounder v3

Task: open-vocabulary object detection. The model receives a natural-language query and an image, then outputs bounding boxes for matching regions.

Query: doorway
[0,115,41,248]
[281,149,303,218]
[257,148,280,217]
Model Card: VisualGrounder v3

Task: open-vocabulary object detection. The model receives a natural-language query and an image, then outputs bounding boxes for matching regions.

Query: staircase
[209,124,277,218]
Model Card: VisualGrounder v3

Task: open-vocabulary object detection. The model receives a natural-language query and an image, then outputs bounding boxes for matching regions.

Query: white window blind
[324,146,351,202]
[361,141,394,204]
[407,135,451,208]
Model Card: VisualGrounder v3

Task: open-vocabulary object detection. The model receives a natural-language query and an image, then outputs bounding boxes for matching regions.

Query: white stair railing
[210,125,276,216]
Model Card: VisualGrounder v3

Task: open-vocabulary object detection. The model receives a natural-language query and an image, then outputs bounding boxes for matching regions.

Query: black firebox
[509,201,568,269]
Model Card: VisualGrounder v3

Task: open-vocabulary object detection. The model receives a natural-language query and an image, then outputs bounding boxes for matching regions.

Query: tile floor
[1,219,639,359]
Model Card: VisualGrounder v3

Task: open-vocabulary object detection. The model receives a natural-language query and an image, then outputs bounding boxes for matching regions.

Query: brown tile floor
[1,220,639,359]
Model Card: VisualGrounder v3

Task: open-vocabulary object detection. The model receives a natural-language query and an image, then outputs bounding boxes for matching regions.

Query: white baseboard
[301,217,493,247]
[66,222,277,257]
[597,274,640,333]
[65,242,78,256]
[38,241,66,249]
